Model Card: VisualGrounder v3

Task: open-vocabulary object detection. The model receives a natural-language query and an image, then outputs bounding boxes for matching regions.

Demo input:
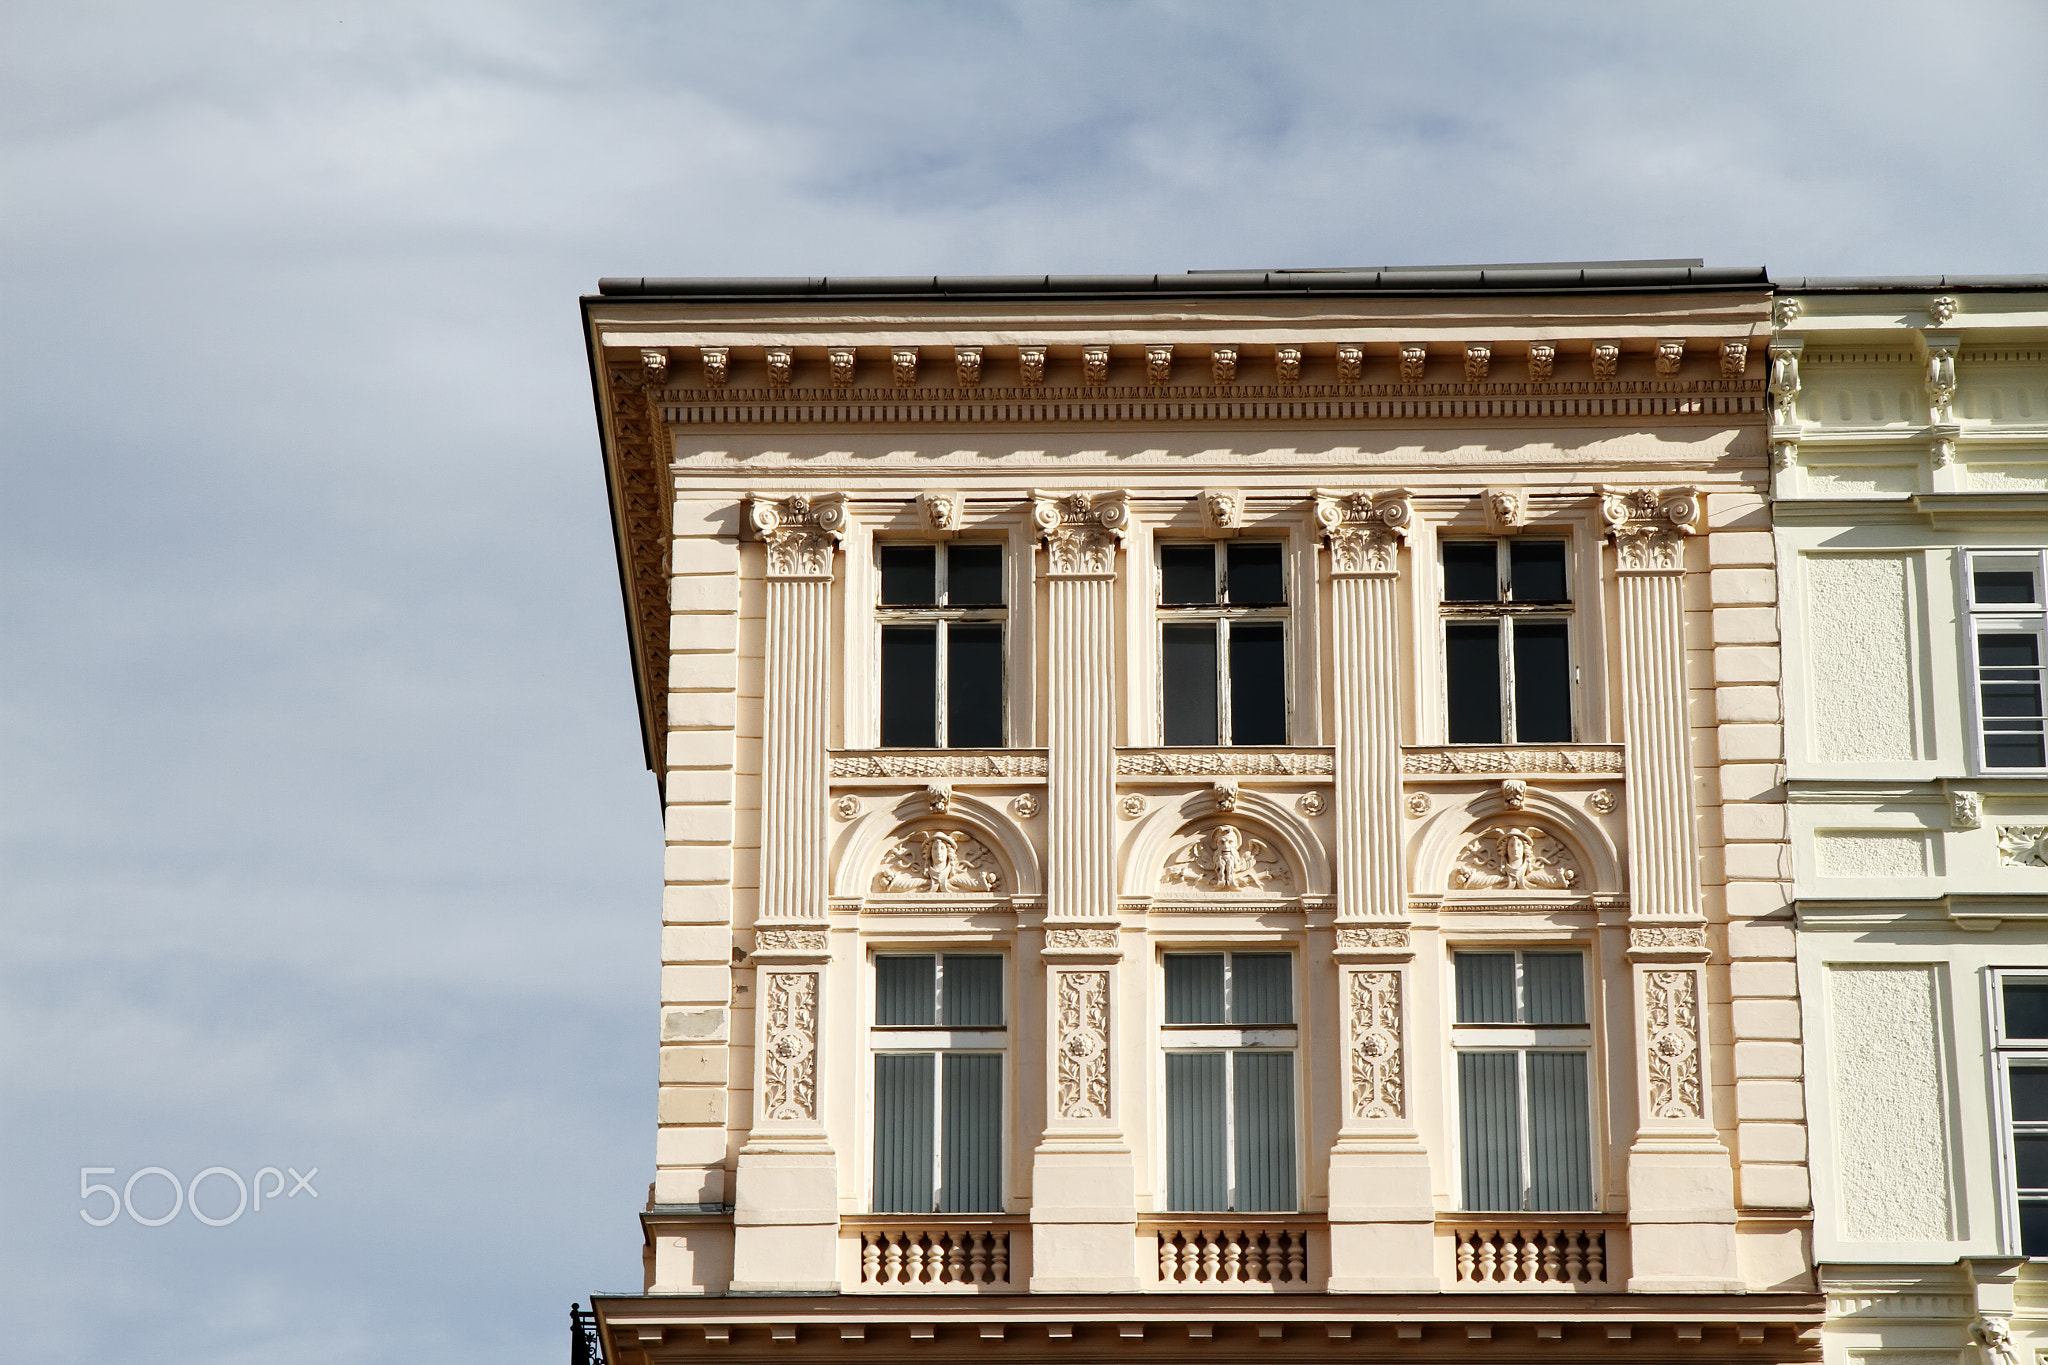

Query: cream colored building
[578,264,1821,1363]
[1771,280,2048,1365]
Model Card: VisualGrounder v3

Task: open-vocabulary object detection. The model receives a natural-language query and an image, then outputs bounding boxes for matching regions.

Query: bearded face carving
[1161,823,1291,892]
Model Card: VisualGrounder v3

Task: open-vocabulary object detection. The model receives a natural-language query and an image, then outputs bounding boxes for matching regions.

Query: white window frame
[1438,536,1578,746]
[1990,969,2048,1257]
[874,542,1008,749]
[1963,549,2048,775]
[1156,950,1301,1214]
[1155,540,1291,747]
[867,951,1009,1214]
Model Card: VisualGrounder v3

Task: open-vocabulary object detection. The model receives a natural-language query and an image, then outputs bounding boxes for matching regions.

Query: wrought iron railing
[571,1303,606,1365]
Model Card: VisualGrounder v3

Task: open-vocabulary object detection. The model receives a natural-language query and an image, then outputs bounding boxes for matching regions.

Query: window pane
[2007,984,2048,1042]
[1161,545,1218,604]
[941,955,1004,1027]
[880,625,937,747]
[1527,1051,1595,1211]
[1226,543,1285,604]
[941,1054,1003,1213]
[2022,1200,2048,1257]
[1512,620,1573,743]
[1443,542,1499,602]
[876,955,937,1026]
[1976,566,2039,605]
[2017,1134,2048,1193]
[1455,953,1518,1023]
[1982,681,2044,718]
[1446,621,1504,744]
[1234,1052,1297,1212]
[1524,952,1586,1025]
[946,624,1004,748]
[1459,1051,1523,1211]
[1509,541,1569,602]
[1165,954,1227,1024]
[1162,624,1220,745]
[1985,730,2047,769]
[1166,1053,1228,1211]
[880,544,936,606]
[1230,954,1294,1024]
[873,1054,935,1213]
[1229,622,1288,745]
[946,544,1003,605]
[1982,632,2043,671]
[2011,1067,2048,1123]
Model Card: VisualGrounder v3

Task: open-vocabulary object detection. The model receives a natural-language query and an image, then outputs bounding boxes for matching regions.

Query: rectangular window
[871,953,1006,1213]
[1452,948,1595,1212]
[1996,973,2048,1255]
[1441,538,1574,745]
[1968,551,2047,771]
[1162,951,1297,1212]
[878,543,1006,748]
[1158,542,1288,746]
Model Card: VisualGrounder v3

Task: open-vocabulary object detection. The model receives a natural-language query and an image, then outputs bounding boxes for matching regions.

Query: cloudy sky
[2,2,2043,1361]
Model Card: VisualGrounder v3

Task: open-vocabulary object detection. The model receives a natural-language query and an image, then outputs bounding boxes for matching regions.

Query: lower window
[1452,949,1596,1212]
[1161,950,1298,1212]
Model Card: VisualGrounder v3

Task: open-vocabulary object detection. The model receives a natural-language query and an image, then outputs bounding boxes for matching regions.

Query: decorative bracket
[1768,339,1803,431]
[1482,487,1526,534]
[918,491,964,536]
[1314,488,1414,576]
[1033,489,1130,577]
[747,492,849,579]
[1599,485,1700,573]
[1200,488,1244,533]
[1210,345,1239,385]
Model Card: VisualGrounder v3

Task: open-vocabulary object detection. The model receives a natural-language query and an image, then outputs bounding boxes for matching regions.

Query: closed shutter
[1523,952,1585,1024]
[941,955,1004,1027]
[1166,1052,1227,1211]
[1233,1052,1296,1212]
[876,955,936,1026]
[1230,954,1293,1025]
[1526,1051,1594,1211]
[872,1053,935,1212]
[1459,1051,1522,1211]
[941,1053,1003,1213]
[1455,952,1517,1023]
[1165,954,1227,1024]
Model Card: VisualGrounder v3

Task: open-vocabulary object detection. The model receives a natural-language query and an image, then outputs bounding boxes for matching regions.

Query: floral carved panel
[1450,826,1580,891]
[763,971,820,1121]
[1056,971,1111,1119]
[1160,823,1291,893]
[873,830,1004,893]
[1349,970,1404,1120]
[1645,970,1704,1120]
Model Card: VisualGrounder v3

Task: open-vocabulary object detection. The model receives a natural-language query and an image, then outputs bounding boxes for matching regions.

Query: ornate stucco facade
[1772,280,2048,1365]
[579,265,1821,1364]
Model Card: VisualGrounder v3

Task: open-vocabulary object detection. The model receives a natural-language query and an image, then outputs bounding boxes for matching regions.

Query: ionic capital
[747,492,849,579]
[1314,488,1413,576]
[1033,489,1129,577]
[1599,485,1700,574]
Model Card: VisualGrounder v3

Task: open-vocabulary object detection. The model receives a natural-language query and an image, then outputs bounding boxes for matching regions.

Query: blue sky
[2,2,2043,1361]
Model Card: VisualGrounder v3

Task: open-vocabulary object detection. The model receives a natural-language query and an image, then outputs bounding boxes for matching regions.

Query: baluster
[1180,1237,1199,1282]
[1223,1232,1245,1283]
[1564,1230,1584,1284]
[1586,1233,1605,1285]
[1519,1233,1540,1283]
[1286,1231,1306,1284]
[883,1234,904,1285]
[946,1233,967,1284]
[1200,1233,1221,1283]
[969,1231,988,1285]
[1245,1232,1266,1284]
[1477,1232,1499,1282]
[1159,1234,1177,1283]
[1541,1230,1562,1283]
[1456,1233,1476,1284]
[862,1233,881,1284]
[990,1234,1009,1285]
[925,1238,946,1285]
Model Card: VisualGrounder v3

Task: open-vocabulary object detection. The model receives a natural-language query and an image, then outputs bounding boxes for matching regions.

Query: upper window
[1451,949,1596,1212]
[1967,552,2046,770]
[878,544,1005,748]
[870,953,1006,1213]
[1161,951,1297,1213]
[1994,972,2048,1255]
[1441,538,1574,745]
[1158,542,1288,746]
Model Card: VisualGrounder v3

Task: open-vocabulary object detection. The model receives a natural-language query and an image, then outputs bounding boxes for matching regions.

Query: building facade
[1771,280,2048,1365]
[579,265,1821,1363]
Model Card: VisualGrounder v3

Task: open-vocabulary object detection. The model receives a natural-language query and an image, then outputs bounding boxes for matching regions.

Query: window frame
[867,950,1009,1214]
[1154,540,1291,747]
[1157,949,1301,1213]
[1438,536,1578,746]
[1991,969,2048,1257]
[1962,549,2048,775]
[1447,945,1599,1214]
[874,541,1009,750]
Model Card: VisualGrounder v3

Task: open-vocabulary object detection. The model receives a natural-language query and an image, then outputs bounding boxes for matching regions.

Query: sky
[1,2,2044,1361]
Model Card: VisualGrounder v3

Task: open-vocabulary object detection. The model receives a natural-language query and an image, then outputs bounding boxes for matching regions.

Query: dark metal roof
[1778,275,2048,292]
[594,263,1768,301]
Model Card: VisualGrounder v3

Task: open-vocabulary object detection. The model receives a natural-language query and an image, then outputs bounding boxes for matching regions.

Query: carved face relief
[873,829,1004,894]
[1450,826,1580,892]
[1161,823,1291,893]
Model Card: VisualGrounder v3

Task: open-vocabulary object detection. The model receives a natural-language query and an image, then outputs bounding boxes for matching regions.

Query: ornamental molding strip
[1998,826,2048,868]
[1629,924,1709,954]
[1450,825,1581,892]
[1599,484,1701,572]
[746,492,849,578]
[1349,970,1405,1120]
[829,750,1049,779]
[1116,748,1335,776]
[1043,926,1119,952]
[1404,745,1623,774]
[1055,971,1111,1119]
[1160,823,1292,893]
[601,352,674,749]
[1336,924,1411,951]
[755,927,829,954]
[1315,488,1414,576]
[872,830,1005,894]
[1644,969,1704,1120]
[1033,489,1130,576]
[762,971,820,1122]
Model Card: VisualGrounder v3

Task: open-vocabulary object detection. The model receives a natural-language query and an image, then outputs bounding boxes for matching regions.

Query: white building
[1773,279,2048,1365]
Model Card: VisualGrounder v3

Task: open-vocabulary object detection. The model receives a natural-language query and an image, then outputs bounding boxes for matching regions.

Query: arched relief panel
[1118,788,1331,899]
[830,790,1043,900]
[1407,787,1620,896]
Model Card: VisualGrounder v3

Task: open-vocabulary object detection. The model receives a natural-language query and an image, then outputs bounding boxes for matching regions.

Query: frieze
[1349,971,1405,1120]
[1161,824,1291,893]
[1404,746,1623,775]
[1056,971,1111,1119]
[755,927,828,953]
[1630,925,1707,951]
[1337,925,1410,950]
[1116,749,1334,777]
[830,751,1048,778]
[1044,927,1119,951]
[1998,827,2048,868]
[1450,826,1580,892]
[874,830,1004,894]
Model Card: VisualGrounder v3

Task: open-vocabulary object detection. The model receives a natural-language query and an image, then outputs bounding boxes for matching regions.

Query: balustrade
[1154,1228,1310,1288]
[857,1228,1010,1290]
[1451,1226,1608,1288]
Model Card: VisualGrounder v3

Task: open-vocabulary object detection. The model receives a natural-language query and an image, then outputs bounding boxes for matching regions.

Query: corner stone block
[670,690,738,730]
[661,1006,729,1042]
[1715,724,1783,762]
[1737,1121,1808,1164]
[663,965,732,1005]
[671,575,740,613]
[1716,686,1782,724]
[667,728,737,770]
[664,884,733,924]
[670,536,741,575]
[663,925,731,965]
[666,804,735,844]
[664,844,734,883]
[658,1086,730,1126]
[672,613,740,654]
[656,1125,732,1166]
[1714,647,1781,684]
[665,768,735,805]
[1721,801,1788,841]
[1732,1040,1805,1080]
[1728,959,1798,999]
[673,501,743,538]
[1713,606,1780,645]
[1707,491,1769,529]
[1708,531,1776,567]
[1726,919,1794,959]
[1731,997,1802,1040]
[1722,842,1792,881]
[1737,1163,1812,1210]
[1735,1079,1806,1122]
[1709,568,1778,606]
[1718,763,1784,803]
[1725,880,1794,919]
[661,1045,732,1085]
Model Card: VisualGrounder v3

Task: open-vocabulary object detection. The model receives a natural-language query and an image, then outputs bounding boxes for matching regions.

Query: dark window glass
[876,955,937,1026]
[1512,620,1573,742]
[1523,953,1586,1025]
[1227,543,1286,605]
[1230,954,1294,1024]
[2012,1067,2048,1123]
[1455,953,1518,1023]
[1987,732,2048,769]
[880,544,937,606]
[1443,542,1499,602]
[1162,624,1220,745]
[946,624,1004,747]
[1510,541,1569,602]
[880,625,937,747]
[947,544,1004,605]
[2018,1134,2048,1192]
[1446,621,1503,744]
[2008,985,2048,1042]
[2021,1200,2048,1257]
[1977,569,2039,605]
[942,955,1005,1027]
[1983,633,2043,673]
[1229,623,1287,745]
[1164,954,1227,1024]
[1161,545,1217,604]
